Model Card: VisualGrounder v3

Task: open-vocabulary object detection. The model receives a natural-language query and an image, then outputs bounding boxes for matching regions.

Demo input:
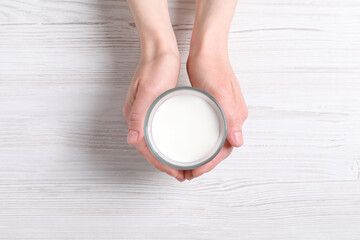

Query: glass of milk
[144,87,227,170]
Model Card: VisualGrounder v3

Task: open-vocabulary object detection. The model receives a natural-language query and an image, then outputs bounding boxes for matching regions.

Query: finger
[137,139,185,182]
[123,101,131,123]
[226,122,244,148]
[176,170,186,182]
[226,107,247,147]
[211,82,248,148]
[191,140,233,178]
[185,170,194,181]
[123,83,137,123]
[127,88,158,146]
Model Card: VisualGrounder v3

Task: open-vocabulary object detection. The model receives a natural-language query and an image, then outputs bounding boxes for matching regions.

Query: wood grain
[1,0,360,239]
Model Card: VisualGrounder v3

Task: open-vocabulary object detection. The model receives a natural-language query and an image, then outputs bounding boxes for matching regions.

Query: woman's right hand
[125,0,185,181]
[123,49,186,182]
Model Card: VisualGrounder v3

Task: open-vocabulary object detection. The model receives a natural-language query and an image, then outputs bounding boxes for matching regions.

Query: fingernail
[233,131,243,147]
[176,177,185,182]
[176,172,185,182]
[165,170,178,179]
[127,129,138,144]
[185,171,194,181]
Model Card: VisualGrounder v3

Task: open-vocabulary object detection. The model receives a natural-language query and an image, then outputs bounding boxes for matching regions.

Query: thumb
[127,90,154,146]
[225,107,248,147]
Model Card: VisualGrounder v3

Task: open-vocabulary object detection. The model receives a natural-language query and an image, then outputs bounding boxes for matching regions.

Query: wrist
[189,29,229,59]
[189,0,236,58]
[127,0,178,60]
[139,29,179,61]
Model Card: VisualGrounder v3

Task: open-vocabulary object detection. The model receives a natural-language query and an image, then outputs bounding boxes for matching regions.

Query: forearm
[127,0,178,58]
[190,0,238,56]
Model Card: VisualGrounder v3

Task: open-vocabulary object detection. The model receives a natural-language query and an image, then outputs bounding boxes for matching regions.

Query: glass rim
[144,86,227,170]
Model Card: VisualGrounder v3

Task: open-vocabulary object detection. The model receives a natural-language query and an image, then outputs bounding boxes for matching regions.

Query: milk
[151,94,220,163]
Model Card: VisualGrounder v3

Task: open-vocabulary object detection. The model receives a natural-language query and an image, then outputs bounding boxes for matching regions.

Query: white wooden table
[1,0,360,239]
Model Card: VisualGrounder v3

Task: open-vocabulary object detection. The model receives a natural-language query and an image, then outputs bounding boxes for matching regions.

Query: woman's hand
[184,0,247,180]
[124,0,185,181]
[185,52,248,180]
[123,50,185,181]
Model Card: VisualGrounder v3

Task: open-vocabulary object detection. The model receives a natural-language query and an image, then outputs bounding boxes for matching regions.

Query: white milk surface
[151,94,220,163]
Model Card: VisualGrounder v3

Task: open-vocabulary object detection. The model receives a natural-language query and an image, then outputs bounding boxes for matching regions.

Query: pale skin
[123,0,248,181]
